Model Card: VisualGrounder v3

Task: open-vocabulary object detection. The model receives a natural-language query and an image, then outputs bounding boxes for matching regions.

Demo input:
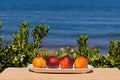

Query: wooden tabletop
[0,67,120,80]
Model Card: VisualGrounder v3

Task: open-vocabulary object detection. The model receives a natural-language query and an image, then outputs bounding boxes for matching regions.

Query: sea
[0,1,120,54]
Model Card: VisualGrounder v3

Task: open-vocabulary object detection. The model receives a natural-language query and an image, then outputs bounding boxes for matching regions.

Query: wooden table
[0,67,120,80]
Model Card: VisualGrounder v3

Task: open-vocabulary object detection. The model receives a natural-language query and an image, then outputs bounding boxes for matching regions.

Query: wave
[47,21,120,25]
[90,33,120,39]
[48,32,120,39]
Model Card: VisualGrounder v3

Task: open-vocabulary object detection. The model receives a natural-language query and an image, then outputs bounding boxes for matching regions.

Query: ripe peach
[74,56,88,68]
[59,55,73,69]
[32,56,46,68]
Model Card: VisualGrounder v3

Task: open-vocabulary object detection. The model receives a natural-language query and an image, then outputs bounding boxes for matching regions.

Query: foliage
[76,35,100,67]
[0,21,3,71]
[0,21,49,72]
[77,35,89,56]
[0,21,2,48]
[77,35,120,69]
[56,47,77,59]
[37,49,56,59]
[107,40,120,69]
[32,24,49,48]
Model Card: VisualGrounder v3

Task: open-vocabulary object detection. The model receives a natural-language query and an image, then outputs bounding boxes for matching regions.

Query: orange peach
[74,56,88,68]
[32,56,46,68]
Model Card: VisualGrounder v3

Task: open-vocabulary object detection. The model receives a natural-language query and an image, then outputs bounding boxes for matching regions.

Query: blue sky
[0,0,120,7]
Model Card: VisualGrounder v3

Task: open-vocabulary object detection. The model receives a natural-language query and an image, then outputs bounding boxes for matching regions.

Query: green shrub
[0,21,2,48]
[0,21,49,72]
[0,21,3,71]
[107,40,120,69]
[77,35,120,69]
[32,24,49,48]
[77,35,101,67]
[77,35,89,56]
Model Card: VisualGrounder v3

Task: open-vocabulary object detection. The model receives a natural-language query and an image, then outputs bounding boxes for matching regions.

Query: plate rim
[28,64,93,74]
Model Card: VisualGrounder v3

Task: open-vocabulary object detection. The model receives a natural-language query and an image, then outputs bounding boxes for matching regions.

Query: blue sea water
[0,1,120,54]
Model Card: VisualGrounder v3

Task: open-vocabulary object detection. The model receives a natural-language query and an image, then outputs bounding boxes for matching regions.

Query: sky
[0,0,120,7]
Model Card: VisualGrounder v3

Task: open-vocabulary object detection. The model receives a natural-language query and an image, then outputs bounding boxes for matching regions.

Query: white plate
[28,64,93,74]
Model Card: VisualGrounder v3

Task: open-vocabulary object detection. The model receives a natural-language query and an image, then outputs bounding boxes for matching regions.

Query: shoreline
[41,44,108,55]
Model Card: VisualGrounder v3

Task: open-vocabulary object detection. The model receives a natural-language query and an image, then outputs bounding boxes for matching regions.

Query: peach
[32,56,46,68]
[59,55,73,69]
[74,56,88,68]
